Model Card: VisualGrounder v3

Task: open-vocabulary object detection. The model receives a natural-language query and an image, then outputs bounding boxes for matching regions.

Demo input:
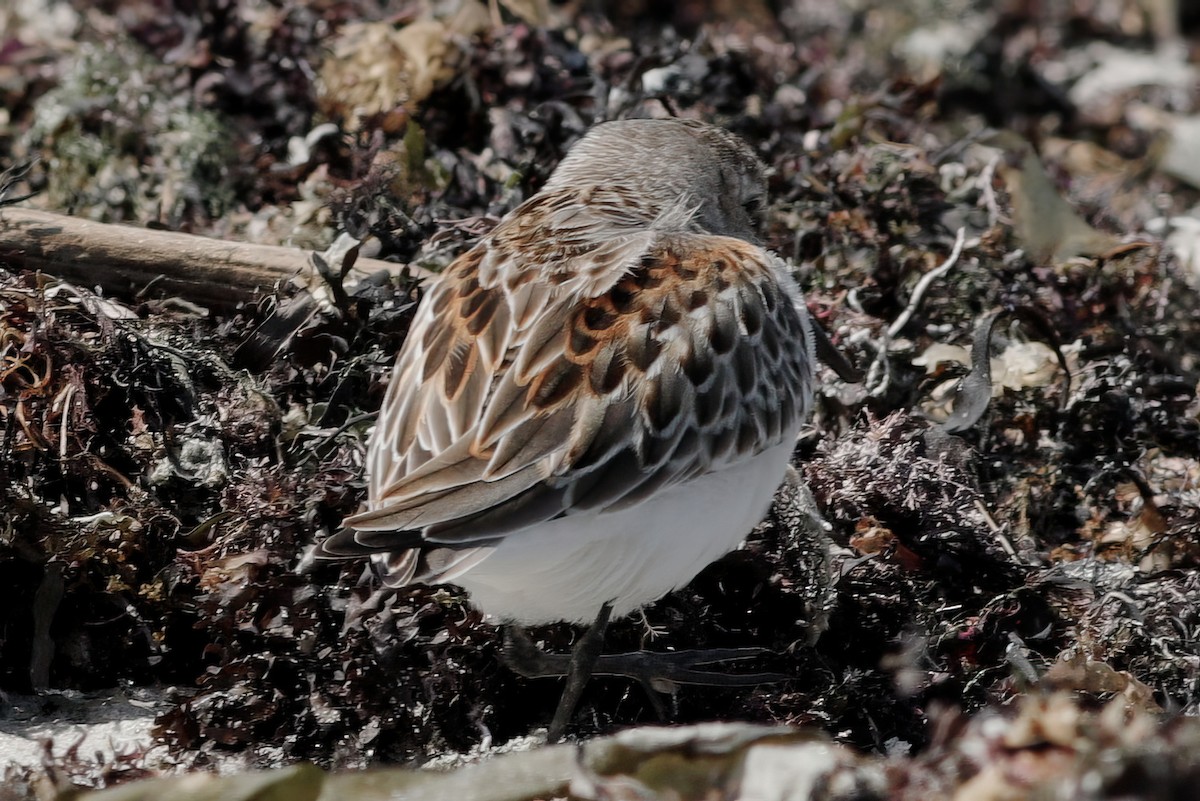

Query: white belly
[454,438,797,625]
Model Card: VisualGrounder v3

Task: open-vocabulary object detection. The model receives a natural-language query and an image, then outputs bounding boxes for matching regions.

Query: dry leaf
[914,341,1074,392]
[990,341,1065,392]
[318,4,489,131]
[1001,147,1119,264]
[1068,43,1196,109]
[1042,652,1162,712]
[912,343,971,374]
[1156,115,1200,189]
[498,0,551,26]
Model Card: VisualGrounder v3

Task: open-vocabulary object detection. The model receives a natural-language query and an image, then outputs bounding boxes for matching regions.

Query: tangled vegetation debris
[2,0,1200,797]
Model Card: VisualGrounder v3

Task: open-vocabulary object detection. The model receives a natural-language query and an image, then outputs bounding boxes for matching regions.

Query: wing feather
[317,208,815,588]
[351,464,546,537]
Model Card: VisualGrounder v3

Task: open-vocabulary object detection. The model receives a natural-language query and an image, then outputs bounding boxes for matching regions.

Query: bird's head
[541,118,769,241]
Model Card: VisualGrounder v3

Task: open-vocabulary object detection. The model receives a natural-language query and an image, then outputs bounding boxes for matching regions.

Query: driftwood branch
[0,208,412,311]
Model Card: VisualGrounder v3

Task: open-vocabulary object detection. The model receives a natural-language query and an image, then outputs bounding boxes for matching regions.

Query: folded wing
[316,225,814,587]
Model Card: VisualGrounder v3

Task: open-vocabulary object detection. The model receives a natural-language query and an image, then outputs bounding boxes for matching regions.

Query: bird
[315,117,816,739]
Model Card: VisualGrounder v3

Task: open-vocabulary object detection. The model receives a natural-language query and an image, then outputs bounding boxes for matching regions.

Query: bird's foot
[593,647,789,689]
[637,609,669,645]
[503,630,788,688]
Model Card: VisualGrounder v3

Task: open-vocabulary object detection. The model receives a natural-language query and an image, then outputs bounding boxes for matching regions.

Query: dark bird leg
[548,602,612,742]
[502,602,789,741]
[503,602,613,742]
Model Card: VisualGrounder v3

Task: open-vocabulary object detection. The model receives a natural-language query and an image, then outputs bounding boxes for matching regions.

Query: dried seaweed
[3,0,1200,796]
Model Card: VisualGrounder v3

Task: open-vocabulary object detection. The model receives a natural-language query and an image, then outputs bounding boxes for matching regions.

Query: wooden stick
[0,208,414,311]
